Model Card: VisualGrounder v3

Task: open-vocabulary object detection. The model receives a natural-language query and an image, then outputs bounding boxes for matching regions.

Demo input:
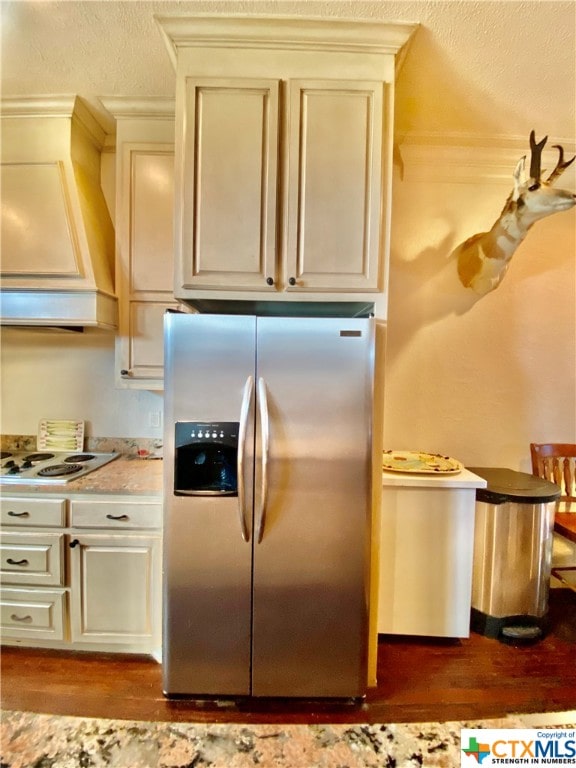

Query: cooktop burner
[64,454,95,463]
[0,450,119,485]
[37,463,83,477]
[24,452,56,462]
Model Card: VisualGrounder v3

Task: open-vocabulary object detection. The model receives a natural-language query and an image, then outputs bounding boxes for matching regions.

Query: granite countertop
[0,455,163,498]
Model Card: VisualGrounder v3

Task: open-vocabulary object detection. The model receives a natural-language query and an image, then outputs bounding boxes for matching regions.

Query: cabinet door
[127,148,175,295]
[116,143,178,387]
[123,300,178,383]
[177,78,279,291]
[69,534,160,648]
[286,80,385,292]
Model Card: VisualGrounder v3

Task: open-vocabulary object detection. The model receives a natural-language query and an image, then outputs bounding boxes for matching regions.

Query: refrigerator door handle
[255,377,270,544]
[237,375,254,543]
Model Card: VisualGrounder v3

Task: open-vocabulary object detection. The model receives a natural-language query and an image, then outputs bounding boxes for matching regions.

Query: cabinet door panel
[129,149,175,293]
[287,80,384,292]
[127,300,178,380]
[178,79,279,290]
[69,534,158,644]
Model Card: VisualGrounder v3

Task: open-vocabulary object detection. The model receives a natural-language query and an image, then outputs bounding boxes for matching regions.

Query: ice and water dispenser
[174,422,239,496]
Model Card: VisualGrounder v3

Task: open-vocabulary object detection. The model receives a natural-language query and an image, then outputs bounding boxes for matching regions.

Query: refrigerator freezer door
[251,316,373,697]
[162,313,256,695]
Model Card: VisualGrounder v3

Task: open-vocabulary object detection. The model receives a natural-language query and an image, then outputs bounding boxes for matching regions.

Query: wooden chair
[530,442,576,591]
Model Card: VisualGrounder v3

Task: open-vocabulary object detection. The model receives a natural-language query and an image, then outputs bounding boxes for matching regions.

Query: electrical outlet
[149,411,161,428]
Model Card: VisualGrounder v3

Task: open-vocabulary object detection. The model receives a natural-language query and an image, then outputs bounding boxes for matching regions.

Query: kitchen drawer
[1,587,66,640]
[70,500,162,530]
[0,532,64,586]
[0,497,66,527]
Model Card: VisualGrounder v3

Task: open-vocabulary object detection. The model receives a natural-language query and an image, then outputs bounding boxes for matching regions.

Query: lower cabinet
[377,470,486,638]
[68,533,160,647]
[0,494,162,657]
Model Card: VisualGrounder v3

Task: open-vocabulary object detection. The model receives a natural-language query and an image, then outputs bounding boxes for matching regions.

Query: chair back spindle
[530,443,576,502]
[530,442,576,590]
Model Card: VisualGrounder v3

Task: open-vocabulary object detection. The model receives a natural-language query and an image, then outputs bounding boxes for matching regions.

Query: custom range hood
[1,96,117,329]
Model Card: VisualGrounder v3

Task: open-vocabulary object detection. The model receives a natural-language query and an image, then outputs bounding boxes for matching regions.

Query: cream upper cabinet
[178,79,279,291]
[105,103,178,389]
[285,79,383,293]
[178,77,383,296]
[159,16,416,309]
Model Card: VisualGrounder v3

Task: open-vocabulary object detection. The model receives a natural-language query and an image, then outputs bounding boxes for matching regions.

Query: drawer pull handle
[7,510,30,518]
[106,514,129,521]
[10,613,33,623]
[69,539,80,548]
[6,558,29,566]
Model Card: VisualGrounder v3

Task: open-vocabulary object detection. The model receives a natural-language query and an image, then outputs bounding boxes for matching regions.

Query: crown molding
[1,95,77,117]
[396,132,576,184]
[0,95,109,148]
[100,96,175,120]
[155,14,418,70]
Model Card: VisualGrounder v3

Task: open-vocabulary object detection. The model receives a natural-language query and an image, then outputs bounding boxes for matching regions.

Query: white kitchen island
[378,467,487,638]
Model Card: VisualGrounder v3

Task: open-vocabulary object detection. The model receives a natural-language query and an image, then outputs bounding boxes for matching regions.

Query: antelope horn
[546,144,576,184]
[529,130,548,181]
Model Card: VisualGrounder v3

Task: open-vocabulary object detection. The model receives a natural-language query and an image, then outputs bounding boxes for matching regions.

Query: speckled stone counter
[0,455,163,497]
[0,711,527,768]
[1,435,163,497]
[3,710,575,768]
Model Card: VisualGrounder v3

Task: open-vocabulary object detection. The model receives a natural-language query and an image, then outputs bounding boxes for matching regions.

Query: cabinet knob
[288,277,297,286]
[69,539,80,548]
[266,277,274,286]
[120,369,131,377]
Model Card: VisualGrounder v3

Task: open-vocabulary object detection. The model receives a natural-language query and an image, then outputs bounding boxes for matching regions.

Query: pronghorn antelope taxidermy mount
[456,131,575,295]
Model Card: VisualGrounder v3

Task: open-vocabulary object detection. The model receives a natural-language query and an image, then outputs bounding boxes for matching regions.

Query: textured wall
[382,148,575,471]
[1,1,575,140]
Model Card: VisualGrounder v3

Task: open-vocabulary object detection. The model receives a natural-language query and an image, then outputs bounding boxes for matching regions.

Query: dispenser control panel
[175,422,239,448]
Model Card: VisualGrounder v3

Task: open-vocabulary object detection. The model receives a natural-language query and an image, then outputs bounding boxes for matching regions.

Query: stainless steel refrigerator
[162,312,374,698]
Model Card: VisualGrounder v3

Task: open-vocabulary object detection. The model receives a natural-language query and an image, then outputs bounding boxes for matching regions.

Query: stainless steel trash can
[468,467,560,642]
